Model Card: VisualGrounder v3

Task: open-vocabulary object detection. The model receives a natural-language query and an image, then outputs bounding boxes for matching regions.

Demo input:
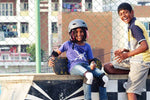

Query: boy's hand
[90,61,97,70]
[115,52,129,63]
[114,48,124,56]
[48,57,55,67]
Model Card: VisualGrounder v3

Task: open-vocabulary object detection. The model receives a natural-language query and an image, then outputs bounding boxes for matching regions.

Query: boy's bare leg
[104,63,129,74]
[127,93,137,100]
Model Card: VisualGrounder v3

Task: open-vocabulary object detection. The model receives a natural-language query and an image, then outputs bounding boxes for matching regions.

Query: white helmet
[68,19,88,33]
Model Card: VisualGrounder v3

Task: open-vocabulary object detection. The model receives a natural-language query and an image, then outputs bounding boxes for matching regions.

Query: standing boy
[104,2,150,100]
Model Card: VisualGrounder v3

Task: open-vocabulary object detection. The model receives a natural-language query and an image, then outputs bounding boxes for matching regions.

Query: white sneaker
[123,82,127,89]
[102,75,109,87]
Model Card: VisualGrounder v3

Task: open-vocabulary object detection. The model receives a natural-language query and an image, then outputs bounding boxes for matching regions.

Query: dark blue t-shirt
[128,17,150,62]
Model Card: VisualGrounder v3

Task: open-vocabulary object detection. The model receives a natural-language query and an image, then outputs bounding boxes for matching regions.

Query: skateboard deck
[53,57,69,75]
[53,57,102,75]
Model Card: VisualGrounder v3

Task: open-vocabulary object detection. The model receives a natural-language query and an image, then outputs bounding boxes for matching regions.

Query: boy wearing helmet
[48,19,109,100]
[104,2,150,100]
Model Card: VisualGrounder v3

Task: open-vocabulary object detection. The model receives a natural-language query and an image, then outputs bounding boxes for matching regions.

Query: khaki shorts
[112,60,150,95]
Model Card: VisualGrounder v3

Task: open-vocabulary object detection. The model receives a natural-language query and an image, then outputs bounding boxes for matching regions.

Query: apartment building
[0,0,35,63]
[0,0,150,64]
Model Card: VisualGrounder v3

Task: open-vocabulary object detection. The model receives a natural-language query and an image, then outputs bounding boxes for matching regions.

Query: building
[0,0,150,72]
[0,0,35,61]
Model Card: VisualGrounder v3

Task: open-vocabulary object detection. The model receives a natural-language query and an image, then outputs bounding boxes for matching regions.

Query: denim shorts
[70,63,104,77]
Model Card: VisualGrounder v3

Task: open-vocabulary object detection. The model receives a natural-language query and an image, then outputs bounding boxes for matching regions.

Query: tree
[26,44,44,62]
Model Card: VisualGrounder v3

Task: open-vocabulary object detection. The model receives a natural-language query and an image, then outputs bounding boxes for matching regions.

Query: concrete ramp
[0,76,33,100]
[0,74,149,100]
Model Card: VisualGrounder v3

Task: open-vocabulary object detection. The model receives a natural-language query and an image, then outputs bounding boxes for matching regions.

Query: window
[11,56,19,60]
[21,45,29,52]
[21,2,28,11]
[0,47,9,51]
[143,22,150,37]
[21,56,27,60]
[85,2,92,11]
[21,23,29,33]
[2,54,9,60]
[52,22,58,33]
[52,2,59,11]
[0,23,18,38]
[62,2,81,12]
[0,3,13,16]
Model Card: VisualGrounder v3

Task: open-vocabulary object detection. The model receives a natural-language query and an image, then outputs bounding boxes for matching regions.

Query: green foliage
[26,44,44,62]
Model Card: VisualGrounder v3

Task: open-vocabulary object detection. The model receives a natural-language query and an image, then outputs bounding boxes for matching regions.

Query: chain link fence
[0,0,150,73]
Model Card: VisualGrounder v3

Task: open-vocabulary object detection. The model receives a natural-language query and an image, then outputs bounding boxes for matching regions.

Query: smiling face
[118,9,134,24]
[74,28,85,44]
[73,28,86,45]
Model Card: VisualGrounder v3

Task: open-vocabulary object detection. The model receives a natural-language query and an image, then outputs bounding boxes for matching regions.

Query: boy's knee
[103,63,114,74]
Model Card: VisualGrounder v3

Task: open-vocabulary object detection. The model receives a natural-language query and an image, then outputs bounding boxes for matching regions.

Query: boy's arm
[115,40,148,63]
[127,40,148,57]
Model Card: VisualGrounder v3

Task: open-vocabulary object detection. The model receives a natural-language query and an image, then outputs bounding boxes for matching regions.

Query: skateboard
[53,57,102,75]
[53,57,69,75]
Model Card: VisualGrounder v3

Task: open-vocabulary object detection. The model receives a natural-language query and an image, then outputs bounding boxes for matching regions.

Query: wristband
[51,51,59,57]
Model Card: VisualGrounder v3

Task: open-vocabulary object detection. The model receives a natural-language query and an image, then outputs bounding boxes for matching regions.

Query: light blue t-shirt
[59,41,94,72]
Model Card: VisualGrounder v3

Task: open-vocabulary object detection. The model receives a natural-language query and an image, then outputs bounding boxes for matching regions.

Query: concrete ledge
[108,74,150,79]
[0,73,150,80]
[0,73,83,80]
[0,73,150,100]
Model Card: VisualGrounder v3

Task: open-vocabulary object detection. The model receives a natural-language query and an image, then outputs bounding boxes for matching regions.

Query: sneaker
[123,82,127,89]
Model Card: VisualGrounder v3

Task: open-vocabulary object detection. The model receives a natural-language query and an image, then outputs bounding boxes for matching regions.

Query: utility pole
[35,0,41,73]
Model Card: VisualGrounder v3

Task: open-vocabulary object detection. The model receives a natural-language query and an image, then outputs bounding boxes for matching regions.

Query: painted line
[32,82,53,100]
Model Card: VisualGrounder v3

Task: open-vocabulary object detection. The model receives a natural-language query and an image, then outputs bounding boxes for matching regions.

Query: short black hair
[118,2,133,14]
